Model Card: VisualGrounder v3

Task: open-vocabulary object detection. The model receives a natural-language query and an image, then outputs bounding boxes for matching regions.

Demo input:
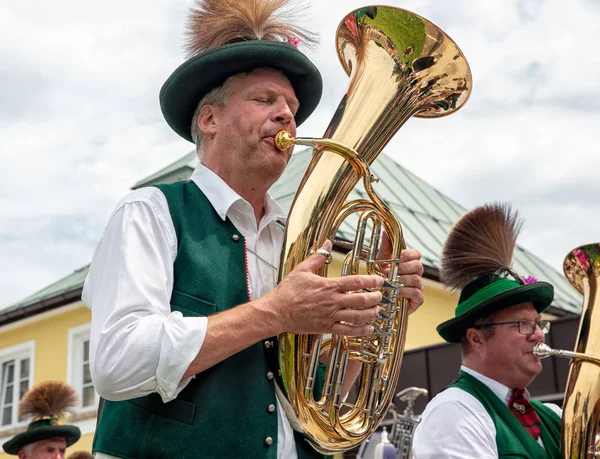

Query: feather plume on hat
[185,0,319,58]
[441,202,523,291]
[19,381,79,422]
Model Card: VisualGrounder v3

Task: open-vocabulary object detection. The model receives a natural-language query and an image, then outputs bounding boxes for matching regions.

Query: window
[68,323,97,410]
[0,342,34,427]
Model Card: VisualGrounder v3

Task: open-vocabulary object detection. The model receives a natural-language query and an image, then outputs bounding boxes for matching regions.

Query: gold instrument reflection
[533,243,600,458]
[275,5,471,454]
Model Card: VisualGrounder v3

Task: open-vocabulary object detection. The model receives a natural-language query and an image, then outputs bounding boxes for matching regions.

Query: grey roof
[2,148,582,317]
[132,151,197,189]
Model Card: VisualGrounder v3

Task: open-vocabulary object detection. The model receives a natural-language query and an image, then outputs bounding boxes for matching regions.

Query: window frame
[0,341,35,429]
[67,323,98,412]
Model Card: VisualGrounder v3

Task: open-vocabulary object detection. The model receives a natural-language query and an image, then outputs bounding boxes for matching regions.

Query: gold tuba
[275,6,472,454]
[534,243,600,458]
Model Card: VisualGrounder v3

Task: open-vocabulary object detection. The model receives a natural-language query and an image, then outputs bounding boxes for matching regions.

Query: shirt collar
[461,365,531,406]
[190,162,287,225]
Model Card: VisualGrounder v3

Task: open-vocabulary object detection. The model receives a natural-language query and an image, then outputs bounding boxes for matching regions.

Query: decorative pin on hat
[2,381,81,455]
[159,0,323,142]
[436,203,554,343]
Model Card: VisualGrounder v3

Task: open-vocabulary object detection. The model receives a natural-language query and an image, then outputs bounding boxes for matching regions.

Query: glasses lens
[519,320,536,335]
[540,320,550,334]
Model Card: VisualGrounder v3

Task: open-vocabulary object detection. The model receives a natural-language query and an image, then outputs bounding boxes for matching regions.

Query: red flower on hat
[288,36,300,47]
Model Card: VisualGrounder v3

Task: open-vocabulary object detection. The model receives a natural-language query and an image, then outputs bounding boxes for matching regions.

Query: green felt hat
[160,40,323,143]
[2,419,81,454]
[437,274,554,344]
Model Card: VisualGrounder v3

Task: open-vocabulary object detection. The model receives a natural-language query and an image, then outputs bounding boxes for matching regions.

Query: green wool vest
[93,182,326,459]
[450,370,561,459]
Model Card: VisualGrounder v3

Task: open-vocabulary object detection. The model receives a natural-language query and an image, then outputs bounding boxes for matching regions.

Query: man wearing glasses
[412,203,562,459]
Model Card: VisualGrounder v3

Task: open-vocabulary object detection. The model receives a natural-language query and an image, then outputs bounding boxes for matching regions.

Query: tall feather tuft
[19,381,80,420]
[441,202,522,291]
[185,0,319,58]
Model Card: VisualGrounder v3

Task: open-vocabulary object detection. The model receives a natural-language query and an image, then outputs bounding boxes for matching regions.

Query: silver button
[267,404,276,413]
[264,340,273,349]
[266,371,274,380]
[264,437,273,446]
[232,234,240,242]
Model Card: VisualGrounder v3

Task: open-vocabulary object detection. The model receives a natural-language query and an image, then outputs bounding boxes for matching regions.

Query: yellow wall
[0,304,90,384]
[405,279,459,350]
[0,304,93,457]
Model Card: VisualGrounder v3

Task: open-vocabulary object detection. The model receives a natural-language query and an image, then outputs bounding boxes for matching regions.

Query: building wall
[0,303,93,457]
[405,278,458,350]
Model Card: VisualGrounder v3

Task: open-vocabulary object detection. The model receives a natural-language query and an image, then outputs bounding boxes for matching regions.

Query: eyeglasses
[474,319,551,336]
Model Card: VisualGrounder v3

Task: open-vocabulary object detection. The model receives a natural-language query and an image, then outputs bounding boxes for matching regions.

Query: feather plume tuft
[441,202,522,291]
[19,381,80,420]
[185,0,318,57]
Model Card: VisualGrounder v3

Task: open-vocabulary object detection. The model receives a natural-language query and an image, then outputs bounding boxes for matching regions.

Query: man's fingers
[398,286,424,309]
[400,248,421,262]
[296,240,334,273]
[334,305,379,324]
[397,273,423,291]
[335,274,384,292]
[336,290,382,311]
[397,259,424,276]
[330,321,374,337]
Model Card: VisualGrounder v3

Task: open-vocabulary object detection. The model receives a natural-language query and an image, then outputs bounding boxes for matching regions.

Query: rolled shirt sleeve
[82,187,206,402]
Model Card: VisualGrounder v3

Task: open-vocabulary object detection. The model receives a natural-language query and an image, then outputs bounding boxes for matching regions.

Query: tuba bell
[275,6,472,454]
[533,243,600,458]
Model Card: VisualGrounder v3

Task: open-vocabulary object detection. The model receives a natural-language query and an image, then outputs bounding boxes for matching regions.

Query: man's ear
[465,327,485,350]
[198,104,218,137]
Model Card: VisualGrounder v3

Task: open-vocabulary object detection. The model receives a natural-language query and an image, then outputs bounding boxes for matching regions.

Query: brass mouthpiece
[274,130,295,151]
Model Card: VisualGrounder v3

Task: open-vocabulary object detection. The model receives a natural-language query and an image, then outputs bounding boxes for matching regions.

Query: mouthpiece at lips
[532,343,552,358]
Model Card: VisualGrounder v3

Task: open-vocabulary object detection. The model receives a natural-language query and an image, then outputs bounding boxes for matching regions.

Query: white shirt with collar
[83,163,298,459]
[411,365,562,459]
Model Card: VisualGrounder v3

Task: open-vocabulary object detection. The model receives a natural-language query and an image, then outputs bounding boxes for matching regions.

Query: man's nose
[530,323,545,342]
[273,100,294,125]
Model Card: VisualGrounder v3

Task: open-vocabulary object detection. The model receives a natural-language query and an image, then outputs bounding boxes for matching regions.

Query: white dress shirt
[83,163,298,459]
[411,365,562,459]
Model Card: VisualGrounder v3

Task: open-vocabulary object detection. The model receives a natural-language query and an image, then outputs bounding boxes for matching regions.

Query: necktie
[509,388,541,439]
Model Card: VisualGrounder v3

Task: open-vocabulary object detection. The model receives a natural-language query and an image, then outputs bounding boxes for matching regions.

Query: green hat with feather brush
[436,203,554,344]
[160,0,323,143]
[2,381,81,454]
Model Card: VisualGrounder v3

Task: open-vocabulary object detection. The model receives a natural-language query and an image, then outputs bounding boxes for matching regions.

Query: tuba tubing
[275,5,472,454]
[533,243,600,458]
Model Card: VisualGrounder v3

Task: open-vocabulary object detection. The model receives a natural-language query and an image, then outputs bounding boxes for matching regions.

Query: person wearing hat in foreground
[2,381,81,459]
[412,203,562,459]
[82,0,425,458]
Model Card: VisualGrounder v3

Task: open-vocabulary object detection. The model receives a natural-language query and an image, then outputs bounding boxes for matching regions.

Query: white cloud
[1,0,598,307]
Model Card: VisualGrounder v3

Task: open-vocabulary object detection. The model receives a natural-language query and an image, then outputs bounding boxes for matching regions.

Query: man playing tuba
[82,0,425,458]
[412,203,562,459]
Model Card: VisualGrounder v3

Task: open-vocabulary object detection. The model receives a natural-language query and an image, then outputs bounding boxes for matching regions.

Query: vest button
[231,234,240,242]
[264,437,273,446]
[267,404,276,413]
[264,340,273,349]
[266,371,274,380]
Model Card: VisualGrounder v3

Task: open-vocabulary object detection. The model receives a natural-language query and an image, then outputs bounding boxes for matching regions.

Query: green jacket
[93,182,325,459]
[450,370,561,458]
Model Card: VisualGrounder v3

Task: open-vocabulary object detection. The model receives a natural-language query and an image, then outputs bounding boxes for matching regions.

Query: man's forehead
[497,301,538,318]
[237,69,297,95]
[35,437,67,446]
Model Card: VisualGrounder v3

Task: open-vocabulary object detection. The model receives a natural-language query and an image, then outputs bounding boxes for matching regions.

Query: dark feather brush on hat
[19,381,79,421]
[441,202,523,291]
[185,0,319,57]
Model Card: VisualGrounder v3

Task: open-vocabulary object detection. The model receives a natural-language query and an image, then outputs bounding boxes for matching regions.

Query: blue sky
[1,0,599,308]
